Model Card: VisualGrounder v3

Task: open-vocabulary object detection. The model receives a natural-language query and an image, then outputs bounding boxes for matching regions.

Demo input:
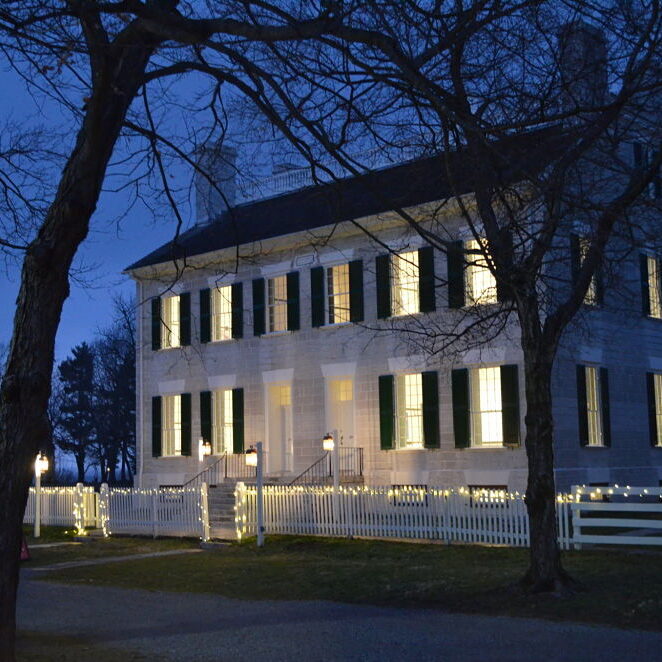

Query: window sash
[585,366,603,446]
[268,275,288,332]
[327,264,351,324]
[391,251,420,316]
[471,367,503,446]
[395,373,424,449]
[648,256,662,319]
[466,239,497,305]
[161,295,180,348]
[162,394,182,456]
[211,286,233,341]
[655,374,662,447]
[212,389,234,454]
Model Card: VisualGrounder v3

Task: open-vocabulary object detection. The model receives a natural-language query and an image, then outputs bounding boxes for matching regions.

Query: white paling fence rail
[235,484,574,550]
[23,484,97,532]
[571,485,662,548]
[98,483,210,540]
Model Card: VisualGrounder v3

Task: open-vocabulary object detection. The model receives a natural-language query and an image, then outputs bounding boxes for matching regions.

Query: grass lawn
[38,535,662,631]
[16,631,155,661]
[22,526,199,567]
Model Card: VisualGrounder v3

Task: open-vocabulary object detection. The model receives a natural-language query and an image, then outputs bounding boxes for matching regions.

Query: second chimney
[195,143,237,226]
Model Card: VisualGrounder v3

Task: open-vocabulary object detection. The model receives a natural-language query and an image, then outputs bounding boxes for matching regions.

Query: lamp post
[34,452,49,538]
[245,443,264,547]
[323,432,340,526]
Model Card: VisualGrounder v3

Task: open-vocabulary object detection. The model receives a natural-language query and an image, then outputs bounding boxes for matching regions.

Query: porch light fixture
[34,452,49,539]
[198,437,212,462]
[322,433,335,452]
[245,446,258,467]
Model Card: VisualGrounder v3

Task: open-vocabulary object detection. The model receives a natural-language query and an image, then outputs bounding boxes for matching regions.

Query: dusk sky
[0,69,197,363]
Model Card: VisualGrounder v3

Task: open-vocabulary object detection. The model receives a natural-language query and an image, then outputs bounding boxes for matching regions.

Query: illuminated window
[161,295,180,348]
[162,395,182,456]
[268,275,288,332]
[653,373,662,447]
[646,256,662,319]
[212,286,233,341]
[470,367,503,446]
[391,251,420,316]
[395,373,424,449]
[585,366,603,446]
[327,264,351,324]
[579,238,599,305]
[466,239,497,304]
[212,389,234,454]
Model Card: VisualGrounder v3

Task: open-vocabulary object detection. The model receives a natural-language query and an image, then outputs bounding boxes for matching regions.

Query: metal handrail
[183,453,227,488]
[289,447,364,486]
[288,452,331,486]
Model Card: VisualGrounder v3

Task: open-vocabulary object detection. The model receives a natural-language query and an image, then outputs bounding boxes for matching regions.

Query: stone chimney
[194,143,237,225]
[558,21,607,110]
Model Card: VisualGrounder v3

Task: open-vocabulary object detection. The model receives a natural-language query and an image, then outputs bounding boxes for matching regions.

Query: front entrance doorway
[266,383,293,474]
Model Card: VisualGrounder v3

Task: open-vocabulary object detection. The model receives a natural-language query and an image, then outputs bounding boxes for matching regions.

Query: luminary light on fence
[322,433,334,452]
[245,446,258,467]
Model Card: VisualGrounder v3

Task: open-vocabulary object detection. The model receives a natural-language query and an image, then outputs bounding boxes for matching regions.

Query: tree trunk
[520,341,575,592]
[0,30,159,660]
[75,453,86,484]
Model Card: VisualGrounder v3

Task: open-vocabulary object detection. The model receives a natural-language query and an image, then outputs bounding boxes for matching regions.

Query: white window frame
[326,263,351,325]
[161,295,181,348]
[585,366,604,447]
[267,275,288,333]
[162,394,182,456]
[391,251,420,317]
[394,373,424,450]
[212,389,234,454]
[466,239,497,305]
[211,285,233,342]
[470,366,503,447]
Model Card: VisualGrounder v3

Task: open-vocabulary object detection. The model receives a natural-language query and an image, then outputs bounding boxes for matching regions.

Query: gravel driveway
[18,575,662,661]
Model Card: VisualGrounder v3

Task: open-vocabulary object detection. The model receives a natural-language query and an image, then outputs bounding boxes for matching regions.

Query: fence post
[235,481,246,540]
[200,482,210,541]
[99,483,110,537]
[151,489,158,539]
[571,485,582,550]
[74,483,85,535]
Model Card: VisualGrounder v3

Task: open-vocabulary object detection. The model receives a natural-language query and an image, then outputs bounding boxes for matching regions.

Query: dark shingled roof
[127,126,566,271]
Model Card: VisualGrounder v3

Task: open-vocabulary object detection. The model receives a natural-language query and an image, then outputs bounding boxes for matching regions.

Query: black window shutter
[287,271,300,331]
[252,278,265,336]
[500,365,520,446]
[180,393,192,456]
[375,255,391,319]
[646,373,659,446]
[232,388,245,454]
[576,365,589,446]
[600,367,611,447]
[200,391,212,446]
[447,241,465,309]
[594,262,604,305]
[151,396,162,457]
[418,246,436,313]
[151,298,162,351]
[349,260,364,322]
[199,289,211,343]
[570,234,581,286]
[310,266,325,327]
[422,371,440,449]
[641,255,651,316]
[179,293,191,346]
[231,282,244,339]
[378,375,395,450]
[452,368,470,448]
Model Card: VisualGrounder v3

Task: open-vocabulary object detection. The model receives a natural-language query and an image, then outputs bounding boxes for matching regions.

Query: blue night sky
[0,70,196,363]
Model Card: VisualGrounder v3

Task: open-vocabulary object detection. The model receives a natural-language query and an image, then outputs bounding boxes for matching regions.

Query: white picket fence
[23,484,97,530]
[235,484,575,550]
[571,485,662,547]
[98,484,210,539]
